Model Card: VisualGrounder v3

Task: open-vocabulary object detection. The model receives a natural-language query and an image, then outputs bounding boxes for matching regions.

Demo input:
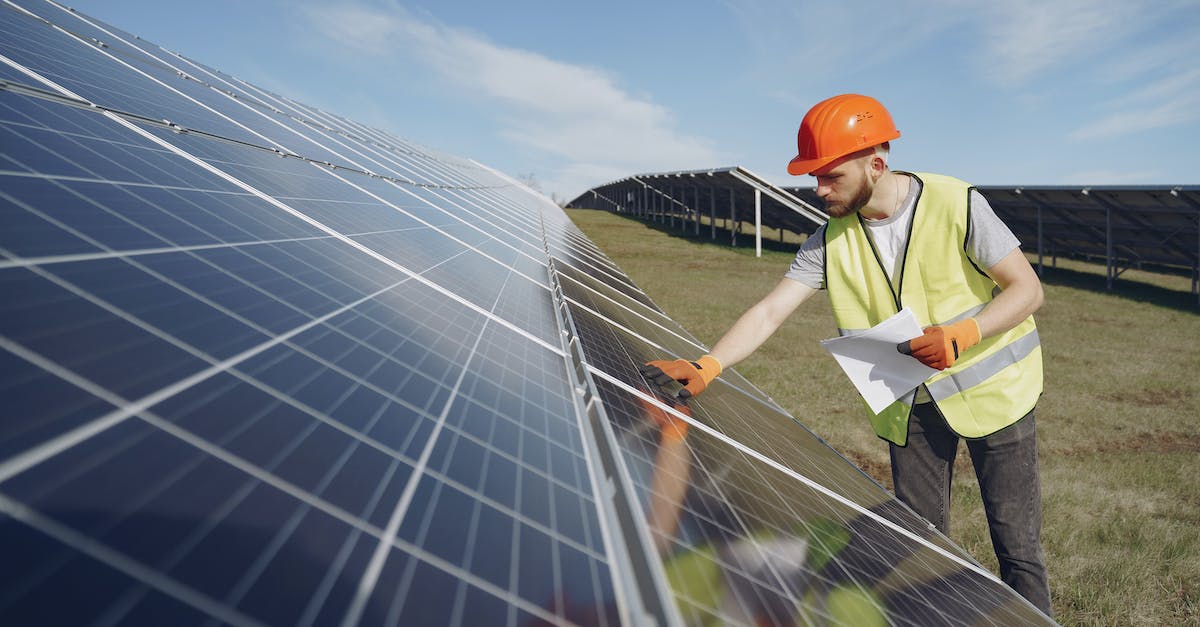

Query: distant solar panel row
[1,2,1053,625]
[786,184,1200,296]
[567,167,826,246]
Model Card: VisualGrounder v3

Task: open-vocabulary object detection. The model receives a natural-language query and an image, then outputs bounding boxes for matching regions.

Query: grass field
[565,208,1200,626]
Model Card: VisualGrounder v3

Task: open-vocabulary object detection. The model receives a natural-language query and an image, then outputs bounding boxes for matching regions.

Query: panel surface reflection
[594,379,1049,626]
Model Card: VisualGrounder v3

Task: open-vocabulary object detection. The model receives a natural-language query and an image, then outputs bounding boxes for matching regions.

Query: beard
[823,178,874,218]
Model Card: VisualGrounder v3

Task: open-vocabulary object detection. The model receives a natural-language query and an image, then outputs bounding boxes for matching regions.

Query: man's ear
[870,153,888,175]
[866,153,886,182]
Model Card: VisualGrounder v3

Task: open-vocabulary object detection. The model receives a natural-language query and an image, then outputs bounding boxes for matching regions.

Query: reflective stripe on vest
[824,172,1043,445]
[926,328,1040,401]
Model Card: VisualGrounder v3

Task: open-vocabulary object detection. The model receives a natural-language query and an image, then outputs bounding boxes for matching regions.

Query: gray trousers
[889,403,1053,616]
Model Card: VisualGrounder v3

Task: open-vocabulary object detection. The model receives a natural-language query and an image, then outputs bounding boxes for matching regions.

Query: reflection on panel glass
[1,2,1053,626]
[595,379,1049,626]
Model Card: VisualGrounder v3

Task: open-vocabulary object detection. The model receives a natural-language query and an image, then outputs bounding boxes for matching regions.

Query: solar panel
[786,183,1200,298]
[567,167,826,250]
[1,2,1055,625]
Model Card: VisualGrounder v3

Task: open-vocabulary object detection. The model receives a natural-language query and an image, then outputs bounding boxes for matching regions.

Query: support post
[1106,201,1114,291]
[755,188,762,258]
[710,190,716,240]
[1037,195,1044,276]
[729,187,737,247]
[669,186,675,229]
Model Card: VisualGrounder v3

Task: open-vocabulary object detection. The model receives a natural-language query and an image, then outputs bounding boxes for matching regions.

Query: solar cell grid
[551,243,644,296]
[24,2,181,75]
[338,316,618,627]
[10,5,504,205]
[553,258,662,314]
[430,188,547,241]
[3,264,217,399]
[477,235,551,280]
[0,346,118,461]
[1,5,292,154]
[558,273,701,357]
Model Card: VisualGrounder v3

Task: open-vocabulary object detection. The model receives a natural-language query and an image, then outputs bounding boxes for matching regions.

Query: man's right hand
[639,355,723,399]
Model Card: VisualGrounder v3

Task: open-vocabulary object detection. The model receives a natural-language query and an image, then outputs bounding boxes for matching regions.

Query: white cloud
[722,0,961,83]
[1103,68,1200,109]
[1097,22,1200,85]
[964,1,1200,142]
[301,2,722,197]
[973,1,1191,86]
[976,1,1134,85]
[1070,42,1200,139]
[298,3,405,56]
[1070,98,1200,140]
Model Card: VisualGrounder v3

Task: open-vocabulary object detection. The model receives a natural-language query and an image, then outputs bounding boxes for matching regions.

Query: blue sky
[61,0,1200,202]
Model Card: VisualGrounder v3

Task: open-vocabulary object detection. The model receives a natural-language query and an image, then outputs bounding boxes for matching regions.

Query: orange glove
[639,355,723,399]
[898,318,981,370]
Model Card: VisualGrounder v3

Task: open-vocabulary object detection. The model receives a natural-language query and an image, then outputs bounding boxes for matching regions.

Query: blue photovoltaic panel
[0,2,1055,625]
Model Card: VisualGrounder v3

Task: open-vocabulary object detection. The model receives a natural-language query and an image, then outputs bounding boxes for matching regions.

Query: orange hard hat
[787,94,900,175]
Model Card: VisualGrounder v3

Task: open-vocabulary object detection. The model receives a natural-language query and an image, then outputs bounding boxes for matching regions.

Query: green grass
[566,208,1200,626]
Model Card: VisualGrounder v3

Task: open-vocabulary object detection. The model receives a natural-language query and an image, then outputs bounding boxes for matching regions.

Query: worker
[639,94,1052,616]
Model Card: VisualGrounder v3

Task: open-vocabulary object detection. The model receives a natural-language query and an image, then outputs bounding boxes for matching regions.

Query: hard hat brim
[786,152,840,176]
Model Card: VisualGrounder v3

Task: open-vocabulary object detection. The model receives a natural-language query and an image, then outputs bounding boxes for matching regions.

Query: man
[640,94,1052,615]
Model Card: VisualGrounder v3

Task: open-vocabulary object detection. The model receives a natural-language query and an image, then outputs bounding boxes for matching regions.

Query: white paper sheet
[819,308,939,413]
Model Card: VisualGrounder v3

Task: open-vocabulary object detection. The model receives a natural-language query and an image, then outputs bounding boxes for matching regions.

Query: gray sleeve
[785,224,826,289]
[967,189,1021,269]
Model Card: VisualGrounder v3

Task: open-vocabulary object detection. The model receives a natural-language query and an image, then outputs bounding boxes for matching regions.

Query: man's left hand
[898,318,981,370]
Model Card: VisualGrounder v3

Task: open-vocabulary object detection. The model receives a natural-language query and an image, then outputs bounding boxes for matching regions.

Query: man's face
[812,154,874,218]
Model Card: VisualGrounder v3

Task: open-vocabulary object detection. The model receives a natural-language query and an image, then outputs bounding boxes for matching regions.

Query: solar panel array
[1,2,1055,625]
[787,184,1200,298]
[567,167,825,248]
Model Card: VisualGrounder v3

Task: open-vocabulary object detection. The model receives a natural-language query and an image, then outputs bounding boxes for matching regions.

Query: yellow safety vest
[824,173,1042,445]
